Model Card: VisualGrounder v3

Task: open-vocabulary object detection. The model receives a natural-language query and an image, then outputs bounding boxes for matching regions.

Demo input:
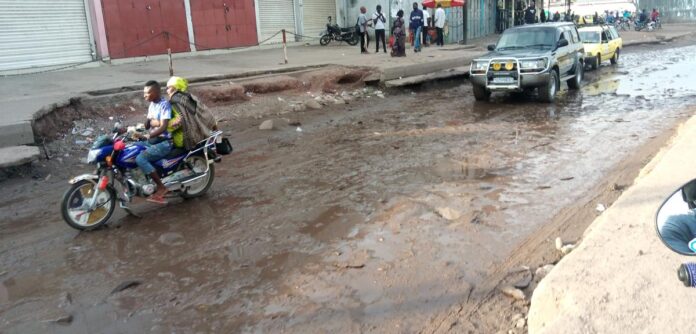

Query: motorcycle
[634,20,655,32]
[60,123,226,231]
[656,179,696,286]
[319,16,360,46]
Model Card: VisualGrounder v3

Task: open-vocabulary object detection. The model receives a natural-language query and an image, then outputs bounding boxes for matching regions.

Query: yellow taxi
[578,25,623,69]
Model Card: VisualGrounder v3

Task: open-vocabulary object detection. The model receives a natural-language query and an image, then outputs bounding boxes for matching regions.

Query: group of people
[356,2,447,57]
[520,0,660,26]
[136,77,218,204]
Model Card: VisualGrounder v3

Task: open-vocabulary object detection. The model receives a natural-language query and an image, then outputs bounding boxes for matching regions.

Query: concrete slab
[384,67,469,87]
[0,145,40,168]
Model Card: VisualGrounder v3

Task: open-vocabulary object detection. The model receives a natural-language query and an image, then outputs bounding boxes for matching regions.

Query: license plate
[492,77,515,84]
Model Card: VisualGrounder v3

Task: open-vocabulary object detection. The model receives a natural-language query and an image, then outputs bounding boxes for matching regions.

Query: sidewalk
[0,23,694,150]
[528,110,696,333]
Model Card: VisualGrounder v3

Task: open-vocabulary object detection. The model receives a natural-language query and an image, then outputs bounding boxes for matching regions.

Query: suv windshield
[579,31,600,43]
[496,28,556,50]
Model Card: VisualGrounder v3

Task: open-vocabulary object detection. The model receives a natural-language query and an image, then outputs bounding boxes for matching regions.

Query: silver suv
[469,22,585,102]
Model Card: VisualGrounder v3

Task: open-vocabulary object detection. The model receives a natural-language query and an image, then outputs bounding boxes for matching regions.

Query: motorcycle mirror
[112,122,123,133]
[656,178,696,255]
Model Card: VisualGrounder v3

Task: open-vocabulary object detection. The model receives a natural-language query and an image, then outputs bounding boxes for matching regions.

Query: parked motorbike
[634,20,655,32]
[319,16,360,46]
[655,179,696,286]
[61,123,227,231]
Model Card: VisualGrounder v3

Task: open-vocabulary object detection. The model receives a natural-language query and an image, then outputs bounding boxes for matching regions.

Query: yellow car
[578,25,623,69]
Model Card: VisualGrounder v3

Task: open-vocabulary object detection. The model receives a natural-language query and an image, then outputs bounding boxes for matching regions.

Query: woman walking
[391,10,406,57]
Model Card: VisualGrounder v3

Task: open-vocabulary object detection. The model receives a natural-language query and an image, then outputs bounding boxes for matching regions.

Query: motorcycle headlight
[87,149,101,164]
[519,58,548,70]
[471,60,489,73]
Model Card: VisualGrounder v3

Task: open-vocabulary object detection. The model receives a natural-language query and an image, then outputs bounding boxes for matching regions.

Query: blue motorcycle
[61,123,226,230]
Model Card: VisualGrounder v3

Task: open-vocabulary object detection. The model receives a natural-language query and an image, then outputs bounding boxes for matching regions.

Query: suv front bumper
[470,71,551,92]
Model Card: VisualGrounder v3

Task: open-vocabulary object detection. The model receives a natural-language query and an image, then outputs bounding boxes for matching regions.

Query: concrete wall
[638,0,696,22]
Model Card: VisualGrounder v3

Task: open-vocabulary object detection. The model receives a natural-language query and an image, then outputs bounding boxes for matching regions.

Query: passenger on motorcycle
[650,8,660,22]
[136,80,183,204]
[638,9,648,24]
[165,76,218,150]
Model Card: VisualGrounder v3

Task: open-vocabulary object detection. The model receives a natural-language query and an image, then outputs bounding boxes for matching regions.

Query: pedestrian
[391,10,406,57]
[372,5,387,53]
[422,4,431,47]
[593,11,599,24]
[358,6,369,54]
[540,8,546,22]
[524,1,537,24]
[553,11,560,21]
[434,3,446,46]
[409,2,424,52]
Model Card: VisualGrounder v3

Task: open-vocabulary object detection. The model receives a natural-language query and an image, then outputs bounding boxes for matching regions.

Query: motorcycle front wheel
[320,35,331,46]
[61,179,116,231]
[347,33,360,46]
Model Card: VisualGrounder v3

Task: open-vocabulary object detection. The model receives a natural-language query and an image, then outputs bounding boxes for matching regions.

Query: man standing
[136,80,176,204]
[434,3,446,47]
[373,5,387,53]
[409,2,424,52]
[358,7,369,54]
[422,4,430,47]
[524,1,537,24]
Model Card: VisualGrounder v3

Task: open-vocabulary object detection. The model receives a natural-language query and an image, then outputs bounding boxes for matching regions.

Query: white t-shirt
[435,8,446,28]
[423,9,430,26]
[372,11,387,30]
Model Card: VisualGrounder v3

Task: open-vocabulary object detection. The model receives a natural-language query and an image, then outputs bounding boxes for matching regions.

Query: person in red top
[651,8,659,22]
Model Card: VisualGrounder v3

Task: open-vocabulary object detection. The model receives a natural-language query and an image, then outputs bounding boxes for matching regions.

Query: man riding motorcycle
[136,80,184,204]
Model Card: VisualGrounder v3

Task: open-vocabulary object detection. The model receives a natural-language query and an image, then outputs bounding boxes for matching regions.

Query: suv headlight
[519,58,547,70]
[87,149,101,164]
[471,60,489,73]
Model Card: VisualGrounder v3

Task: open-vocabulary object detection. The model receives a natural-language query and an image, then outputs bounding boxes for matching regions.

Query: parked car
[468,22,585,103]
[578,25,623,70]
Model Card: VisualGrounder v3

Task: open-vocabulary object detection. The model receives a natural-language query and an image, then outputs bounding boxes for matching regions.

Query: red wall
[190,0,258,50]
[102,0,191,59]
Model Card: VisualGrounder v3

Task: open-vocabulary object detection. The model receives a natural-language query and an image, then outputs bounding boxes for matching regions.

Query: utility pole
[462,0,468,44]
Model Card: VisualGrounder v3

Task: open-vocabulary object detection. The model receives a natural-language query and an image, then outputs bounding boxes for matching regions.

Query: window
[609,26,620,39]
[601,31,609,43]
[573,28,582,43]
[559,32,567,41]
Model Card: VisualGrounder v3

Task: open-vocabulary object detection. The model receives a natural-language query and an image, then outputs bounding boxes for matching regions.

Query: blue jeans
[660,211,696,254]
[135,140,172,175]
[413,26,422,50]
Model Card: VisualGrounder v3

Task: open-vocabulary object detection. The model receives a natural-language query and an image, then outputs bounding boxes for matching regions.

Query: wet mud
[2,43,696,333]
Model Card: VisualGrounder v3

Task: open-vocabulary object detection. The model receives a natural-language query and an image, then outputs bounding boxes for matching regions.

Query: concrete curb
[528,112,696,333]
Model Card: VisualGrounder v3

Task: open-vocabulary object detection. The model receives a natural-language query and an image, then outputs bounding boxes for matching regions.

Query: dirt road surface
[2,38,696,333]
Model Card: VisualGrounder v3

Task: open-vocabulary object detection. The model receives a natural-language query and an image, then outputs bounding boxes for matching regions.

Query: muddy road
[2,41,696,333]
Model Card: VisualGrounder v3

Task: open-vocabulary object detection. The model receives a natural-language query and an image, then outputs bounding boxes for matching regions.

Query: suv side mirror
[487,44,496,51]
[557,39,569,48]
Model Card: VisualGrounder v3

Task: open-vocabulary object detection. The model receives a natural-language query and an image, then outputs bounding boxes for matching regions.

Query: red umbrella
[422,0,465,8]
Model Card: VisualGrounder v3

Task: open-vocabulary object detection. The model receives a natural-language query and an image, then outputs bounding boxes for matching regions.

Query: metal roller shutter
[0,0,93,72]
[258,0,296,43]
[302,0,336,39]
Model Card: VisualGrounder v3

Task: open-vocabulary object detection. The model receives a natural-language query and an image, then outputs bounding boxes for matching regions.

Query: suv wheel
[472,85,490,101]
[568,61,583,90]
[539,70,558,103]
[610,49,619,65]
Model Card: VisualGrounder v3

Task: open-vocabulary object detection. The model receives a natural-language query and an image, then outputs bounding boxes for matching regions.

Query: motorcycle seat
[165,148,187,159]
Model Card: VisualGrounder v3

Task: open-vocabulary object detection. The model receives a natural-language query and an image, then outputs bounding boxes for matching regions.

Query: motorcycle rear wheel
[61,179,116,231]
[347,34,360,46]
[320,35,331,46]
[181,155,215,199]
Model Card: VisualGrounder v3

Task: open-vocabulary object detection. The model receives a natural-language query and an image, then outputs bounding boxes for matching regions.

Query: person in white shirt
[434,3,446,46]
[422,4,431,47]
[372,5,387,53]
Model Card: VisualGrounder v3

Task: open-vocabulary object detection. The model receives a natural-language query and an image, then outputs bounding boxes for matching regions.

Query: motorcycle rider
[638,9,648,25]
[651,8,660,23]
[135,80,179,204]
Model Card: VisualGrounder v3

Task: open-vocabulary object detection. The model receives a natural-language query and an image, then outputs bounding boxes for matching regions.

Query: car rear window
[579,31,600,43]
